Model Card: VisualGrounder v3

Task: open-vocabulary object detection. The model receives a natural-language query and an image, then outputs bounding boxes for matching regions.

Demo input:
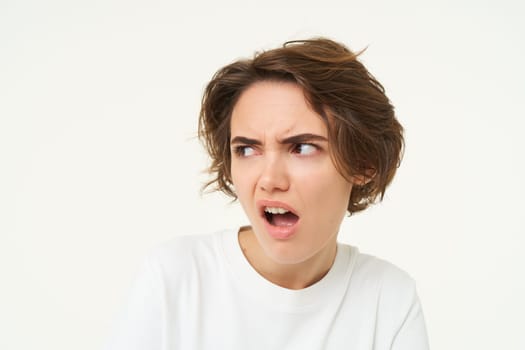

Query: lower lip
[263,219,299,240]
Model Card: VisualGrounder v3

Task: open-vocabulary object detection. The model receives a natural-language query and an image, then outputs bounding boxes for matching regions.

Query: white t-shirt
[105,228,429,350]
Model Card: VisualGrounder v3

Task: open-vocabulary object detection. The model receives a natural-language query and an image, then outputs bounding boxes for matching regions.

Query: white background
[1,0,524,349]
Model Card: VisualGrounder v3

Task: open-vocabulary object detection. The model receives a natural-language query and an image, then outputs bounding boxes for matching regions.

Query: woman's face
[230,81,353,265]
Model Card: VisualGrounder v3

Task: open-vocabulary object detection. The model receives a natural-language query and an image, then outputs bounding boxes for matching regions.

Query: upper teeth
[264,207,289,214]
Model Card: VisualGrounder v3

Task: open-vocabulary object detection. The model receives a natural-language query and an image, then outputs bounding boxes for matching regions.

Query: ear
[351,169,375,186]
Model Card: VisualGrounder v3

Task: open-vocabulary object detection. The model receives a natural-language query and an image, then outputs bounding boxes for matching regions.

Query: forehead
[230,81,327,138]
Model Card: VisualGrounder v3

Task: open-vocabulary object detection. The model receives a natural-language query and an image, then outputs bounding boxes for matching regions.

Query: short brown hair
[198,38,404,214]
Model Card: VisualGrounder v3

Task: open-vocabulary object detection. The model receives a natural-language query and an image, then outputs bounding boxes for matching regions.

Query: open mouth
[263,206,299,227]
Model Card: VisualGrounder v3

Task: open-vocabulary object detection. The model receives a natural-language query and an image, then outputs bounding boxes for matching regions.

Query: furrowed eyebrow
[230,133,328,146]
[230,136,262,146]
[280,133,328,144]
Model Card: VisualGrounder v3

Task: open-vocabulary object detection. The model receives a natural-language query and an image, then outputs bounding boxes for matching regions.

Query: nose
[257,154,290,193]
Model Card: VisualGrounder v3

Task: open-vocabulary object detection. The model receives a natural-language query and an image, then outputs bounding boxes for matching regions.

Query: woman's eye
[293,143,318,155]
[234,146,256,157]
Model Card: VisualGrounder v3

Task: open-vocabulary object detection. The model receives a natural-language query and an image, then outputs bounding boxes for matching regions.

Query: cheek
[230,161,253,199]
[230,158,243,186]
[301,170,352,215]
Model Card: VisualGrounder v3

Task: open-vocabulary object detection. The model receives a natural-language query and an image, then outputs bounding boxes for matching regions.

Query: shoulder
[349,249,421,321]
[345,249,427,338]
[151,232,217,259]
[337,247,429,348]
[144,229,233,283]
[353,251,416,290]
[347,248,418,310]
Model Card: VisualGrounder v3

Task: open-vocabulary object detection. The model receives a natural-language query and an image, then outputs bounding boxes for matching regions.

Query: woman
[106,38,429,349]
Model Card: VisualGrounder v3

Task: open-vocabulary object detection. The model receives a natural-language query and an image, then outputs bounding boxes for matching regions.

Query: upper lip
[256,199,299,217]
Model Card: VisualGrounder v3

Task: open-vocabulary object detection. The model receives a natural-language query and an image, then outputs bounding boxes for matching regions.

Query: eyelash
[233,143,320,157]
[291,143,319,155]
[233,145,256,157]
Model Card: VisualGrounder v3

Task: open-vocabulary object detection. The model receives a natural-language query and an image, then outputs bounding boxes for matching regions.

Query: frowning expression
[230,81,353,265]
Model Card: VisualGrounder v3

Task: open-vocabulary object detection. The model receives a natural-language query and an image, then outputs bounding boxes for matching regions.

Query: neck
[238,227,337,290]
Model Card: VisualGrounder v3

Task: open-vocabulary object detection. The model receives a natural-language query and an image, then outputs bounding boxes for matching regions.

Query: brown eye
[234,146,256,157]
[292,143,318,155]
